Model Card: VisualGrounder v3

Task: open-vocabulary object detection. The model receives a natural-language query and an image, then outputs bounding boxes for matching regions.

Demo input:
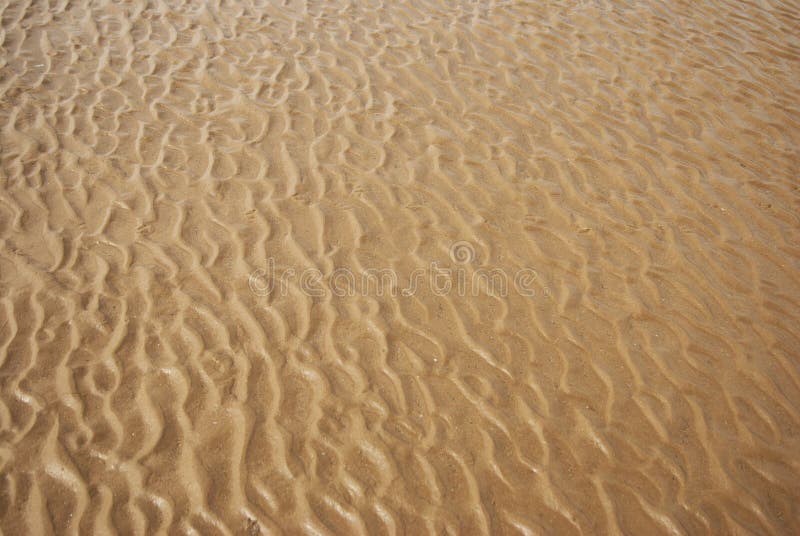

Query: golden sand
[1,0,799,533]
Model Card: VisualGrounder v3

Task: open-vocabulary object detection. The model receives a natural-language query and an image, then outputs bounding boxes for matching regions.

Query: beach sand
[1,0,799,533]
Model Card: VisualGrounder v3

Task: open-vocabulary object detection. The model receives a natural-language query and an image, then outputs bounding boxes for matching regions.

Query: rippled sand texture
[2,0,800,533]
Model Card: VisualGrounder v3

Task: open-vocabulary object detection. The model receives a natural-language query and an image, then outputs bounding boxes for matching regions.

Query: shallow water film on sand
[1,0,799,533]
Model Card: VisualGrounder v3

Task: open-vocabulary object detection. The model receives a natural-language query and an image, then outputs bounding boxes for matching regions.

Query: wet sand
[1,0,800,533]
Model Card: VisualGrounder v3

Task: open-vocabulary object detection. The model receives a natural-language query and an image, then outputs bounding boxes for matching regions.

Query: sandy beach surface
[1,0,799,533]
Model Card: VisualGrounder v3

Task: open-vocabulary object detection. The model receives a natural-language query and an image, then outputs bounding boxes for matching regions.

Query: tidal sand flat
[1,0,799,533]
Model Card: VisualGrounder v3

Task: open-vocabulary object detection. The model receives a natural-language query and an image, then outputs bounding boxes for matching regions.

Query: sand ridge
[1,0,799,533]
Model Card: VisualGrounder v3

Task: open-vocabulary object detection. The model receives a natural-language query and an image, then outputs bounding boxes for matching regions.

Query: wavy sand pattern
[1,0,800,533]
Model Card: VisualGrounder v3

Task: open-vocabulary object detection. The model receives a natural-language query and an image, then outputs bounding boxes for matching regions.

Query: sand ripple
[1,0,799,533]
